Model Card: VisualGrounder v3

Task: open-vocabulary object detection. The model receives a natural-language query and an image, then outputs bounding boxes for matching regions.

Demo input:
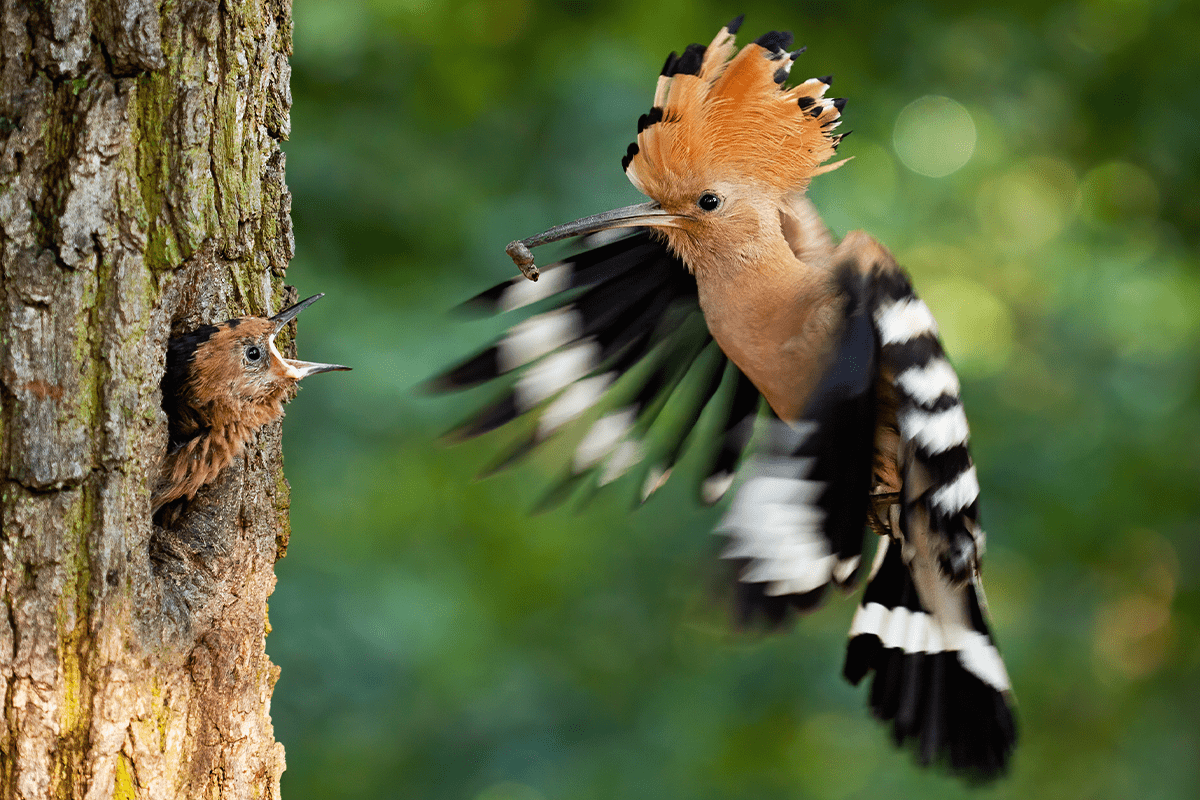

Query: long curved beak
[506,201,687,281]
[271,293,325,334]
[285,359,352,379]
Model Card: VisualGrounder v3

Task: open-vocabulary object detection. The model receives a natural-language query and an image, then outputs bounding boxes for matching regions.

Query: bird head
[155,293,349,511]
[164,293,349,448]
[506,17,848,280]
[188,293,347,402]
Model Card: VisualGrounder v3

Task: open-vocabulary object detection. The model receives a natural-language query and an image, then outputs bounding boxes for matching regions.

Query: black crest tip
[773,67,788,85]
[819,74,833,86]
[674,43,706,76]
[726,14,745,34]
[833,97,847,111]
[660,51,679,76]
[754,30,794,53]
[637,106,663,134]
[621,141,639,171]
[789,47,807,60]
[797,95,815,109]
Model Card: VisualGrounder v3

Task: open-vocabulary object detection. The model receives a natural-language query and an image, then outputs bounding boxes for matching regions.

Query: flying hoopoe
[433,17,1016,778]
[153,293,349,513]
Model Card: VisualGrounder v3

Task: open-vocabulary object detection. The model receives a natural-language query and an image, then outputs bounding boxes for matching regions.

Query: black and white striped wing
[719,267,879,624]
[843,267,1016,778]
[431,230,761,508]
[709,254,1016,777]
[872,269,985,581]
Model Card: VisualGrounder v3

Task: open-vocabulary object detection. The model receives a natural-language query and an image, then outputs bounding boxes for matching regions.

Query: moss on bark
[0,0,296,797]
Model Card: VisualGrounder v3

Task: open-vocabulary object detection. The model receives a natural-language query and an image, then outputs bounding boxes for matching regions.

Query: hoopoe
[153,293,349,513]
[434,17,1016,778]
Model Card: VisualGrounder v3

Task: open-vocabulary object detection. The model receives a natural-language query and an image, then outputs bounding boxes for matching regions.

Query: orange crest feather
[624,19,849,201]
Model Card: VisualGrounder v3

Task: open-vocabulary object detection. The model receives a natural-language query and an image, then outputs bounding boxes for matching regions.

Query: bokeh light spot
[1097,270,1200,358]
[1093,529,1181,682]
[1080,160,1161,227]
[1094,593,1173,680]
[921,276,1015,377]
[976,158,1079,252]
[892,96,976,177]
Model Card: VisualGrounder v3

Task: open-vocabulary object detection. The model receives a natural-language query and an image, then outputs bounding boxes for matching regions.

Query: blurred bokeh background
[267,1,1200,798]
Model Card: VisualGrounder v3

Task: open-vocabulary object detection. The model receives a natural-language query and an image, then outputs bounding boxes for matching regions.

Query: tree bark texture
[0,0,296,797]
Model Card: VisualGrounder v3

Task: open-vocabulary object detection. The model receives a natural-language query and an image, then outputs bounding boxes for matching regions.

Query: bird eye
[697,193,721,212]
[245,345,262,362]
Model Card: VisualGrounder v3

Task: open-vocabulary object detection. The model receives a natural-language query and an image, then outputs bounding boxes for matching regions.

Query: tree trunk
[0,0,295,797]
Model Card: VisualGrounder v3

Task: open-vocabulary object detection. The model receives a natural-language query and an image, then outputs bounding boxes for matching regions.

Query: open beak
[271,293,325,334]
[506,201,687,281]
[285,359,352,379]
[269,293,352,377]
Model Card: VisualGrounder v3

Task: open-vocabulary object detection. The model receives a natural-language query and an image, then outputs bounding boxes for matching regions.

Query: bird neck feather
[689,204,842,421]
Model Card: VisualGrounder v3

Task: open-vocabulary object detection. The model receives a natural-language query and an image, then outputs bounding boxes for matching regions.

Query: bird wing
[719,263,878,622]
[844,536,1016,777]
[716,234,1016,777]
[162,323,220,452]
[843,253,1016,777]
[429,230,762,509]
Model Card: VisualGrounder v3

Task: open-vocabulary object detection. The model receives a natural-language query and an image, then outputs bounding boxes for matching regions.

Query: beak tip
[288,360,352,379]
[270,293,327,330]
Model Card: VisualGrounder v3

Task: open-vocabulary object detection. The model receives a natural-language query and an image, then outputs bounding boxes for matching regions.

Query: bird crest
[623,17,849,203]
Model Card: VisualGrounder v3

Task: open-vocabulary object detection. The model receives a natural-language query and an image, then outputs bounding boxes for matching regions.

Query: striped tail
[844,538,1016,778]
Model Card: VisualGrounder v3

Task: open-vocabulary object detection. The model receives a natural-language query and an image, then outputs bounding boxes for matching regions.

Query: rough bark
[0,0,295,797]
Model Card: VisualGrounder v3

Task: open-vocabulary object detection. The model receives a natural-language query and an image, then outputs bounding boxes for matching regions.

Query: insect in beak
[506,201,688,281]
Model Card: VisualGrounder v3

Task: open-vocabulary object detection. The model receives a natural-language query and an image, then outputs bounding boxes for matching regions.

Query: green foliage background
[269,1,1199,797]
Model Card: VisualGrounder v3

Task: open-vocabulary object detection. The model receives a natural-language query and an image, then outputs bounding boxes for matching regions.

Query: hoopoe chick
[154,293,349,513]
[436,16,1016,780]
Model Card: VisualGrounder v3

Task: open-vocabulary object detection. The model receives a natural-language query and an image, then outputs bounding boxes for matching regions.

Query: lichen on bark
[0,0,298,797]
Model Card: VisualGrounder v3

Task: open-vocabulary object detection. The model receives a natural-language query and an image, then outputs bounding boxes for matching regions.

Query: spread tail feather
[844,537,1016,779]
